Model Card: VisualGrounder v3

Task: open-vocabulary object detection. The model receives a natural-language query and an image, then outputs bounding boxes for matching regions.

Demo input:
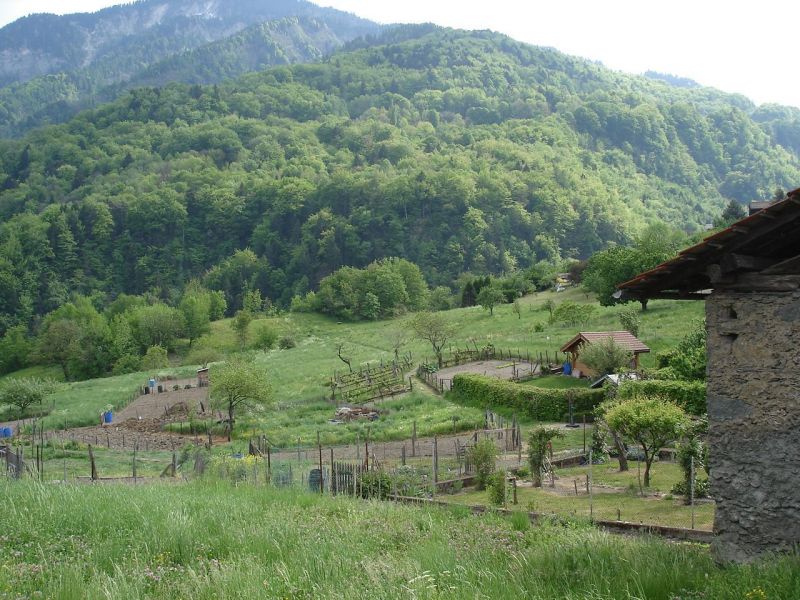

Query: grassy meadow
[10,288,703,439]
[0,481,795,600]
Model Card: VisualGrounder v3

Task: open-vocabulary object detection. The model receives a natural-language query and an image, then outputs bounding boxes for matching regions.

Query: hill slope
[0,26,798,331]
[0,0,379,135]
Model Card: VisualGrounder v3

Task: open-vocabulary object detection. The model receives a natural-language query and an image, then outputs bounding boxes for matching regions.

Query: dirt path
[432,360,540,390]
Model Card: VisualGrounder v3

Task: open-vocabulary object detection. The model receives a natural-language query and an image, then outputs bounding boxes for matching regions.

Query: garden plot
[433,360,539,391]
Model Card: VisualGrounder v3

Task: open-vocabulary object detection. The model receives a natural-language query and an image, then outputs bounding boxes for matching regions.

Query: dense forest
[0,0,379,135]
[1,24,799,339]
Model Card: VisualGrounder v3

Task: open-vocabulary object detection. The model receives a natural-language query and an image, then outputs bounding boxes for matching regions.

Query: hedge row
[449,373,605,421]
[617,379,706,416]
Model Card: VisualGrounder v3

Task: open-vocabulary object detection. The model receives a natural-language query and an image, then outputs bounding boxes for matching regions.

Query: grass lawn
[558,460,688,494]
[17,289,702,453]
[521,374,591,389]
[0,481,793,600]
[451,485,715,530]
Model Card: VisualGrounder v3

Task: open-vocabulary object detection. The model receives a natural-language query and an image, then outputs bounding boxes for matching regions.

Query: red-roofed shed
[559,331,650,377]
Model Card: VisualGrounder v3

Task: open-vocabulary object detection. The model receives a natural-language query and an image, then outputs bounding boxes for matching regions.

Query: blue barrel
[563,361,573,376]
[103,411,113,424]
[0,427,11,438]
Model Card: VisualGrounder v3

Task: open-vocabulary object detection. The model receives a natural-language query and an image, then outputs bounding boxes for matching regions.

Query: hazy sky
[1,0,798,109]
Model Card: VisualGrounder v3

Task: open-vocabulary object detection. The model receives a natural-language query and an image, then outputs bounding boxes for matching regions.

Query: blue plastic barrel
[563,362,573,376]
[0,427,11,438]
[103,411,113,424]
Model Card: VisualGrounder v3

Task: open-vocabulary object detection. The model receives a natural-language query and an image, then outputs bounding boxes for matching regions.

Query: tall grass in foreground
[0,481,797,599]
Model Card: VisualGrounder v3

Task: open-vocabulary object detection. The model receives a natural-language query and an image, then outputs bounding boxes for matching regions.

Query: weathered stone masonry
[706,291,800,563]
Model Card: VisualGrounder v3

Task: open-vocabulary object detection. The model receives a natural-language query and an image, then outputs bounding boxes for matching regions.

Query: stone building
[617,189,800,563]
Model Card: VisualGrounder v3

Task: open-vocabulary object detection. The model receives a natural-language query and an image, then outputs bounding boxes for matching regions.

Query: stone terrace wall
[706,290,800,562]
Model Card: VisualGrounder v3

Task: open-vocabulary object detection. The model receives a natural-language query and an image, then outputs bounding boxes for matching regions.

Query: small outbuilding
[617,188,800,563]
[559,331,650,377]
[197,367,209,388]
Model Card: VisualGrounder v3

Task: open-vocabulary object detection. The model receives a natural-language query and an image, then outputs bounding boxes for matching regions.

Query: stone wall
[706,290,800,562]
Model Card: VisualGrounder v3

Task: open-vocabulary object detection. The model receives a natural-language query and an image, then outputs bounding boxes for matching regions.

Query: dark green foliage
[357,470,393,499]
[308,258,428,321]
[673,432,709,503]
[278,335,297,349]
[528,426,564,487]
[0,325,31,374]
[617,380,706,416]
[450,373,604,421]
[0,27,797,334]
[487,470,508,506]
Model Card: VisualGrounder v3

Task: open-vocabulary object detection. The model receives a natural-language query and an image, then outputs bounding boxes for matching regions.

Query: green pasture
[0,481,793,600]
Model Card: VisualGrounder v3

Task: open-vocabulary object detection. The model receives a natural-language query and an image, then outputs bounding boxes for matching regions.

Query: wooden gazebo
[559,331,650,377]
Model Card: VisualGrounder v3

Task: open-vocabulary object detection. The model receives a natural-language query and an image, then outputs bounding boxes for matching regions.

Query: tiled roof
[560,331,650,354]
[617,187,800,301]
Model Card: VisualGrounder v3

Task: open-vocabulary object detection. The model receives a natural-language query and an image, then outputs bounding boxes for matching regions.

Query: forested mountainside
[0,0,379,135]
[0,25,799,333]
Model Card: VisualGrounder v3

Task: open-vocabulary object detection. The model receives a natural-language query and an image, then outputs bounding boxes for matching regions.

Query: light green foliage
[550,301,596,326]
[427,286,453,311]
[605,396,689,487]
[407,311,456,367]
[579,337,634,376]
[210,356,273,427]
[487,470,508,506]
[528,426,565,487]
[477,285,506,316]
[512,299,522,320]
[179,288,212,346]
[468,438,498,490]
[251,322,279,350]
[186,345,221,368]
[618,307,641,337]
[656,319,707,381]
[0,376,56,415]
[618,379,706,415]
[0,481,796,598]
[127,303,185,352]
[208,290,228,321]
[141,345,169,370]
[583,224,689,306]
[674,430,709,502]
[242,289,264,315]
[232,310,253,348]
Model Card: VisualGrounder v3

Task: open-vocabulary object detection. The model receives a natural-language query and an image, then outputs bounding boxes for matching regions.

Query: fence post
[330,448,335,495]
[412,422,417,457]
[88,445,97,481]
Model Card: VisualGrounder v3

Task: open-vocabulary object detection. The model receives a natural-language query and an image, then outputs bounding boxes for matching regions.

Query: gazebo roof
[560,331,650,354]
[617,188,800,301]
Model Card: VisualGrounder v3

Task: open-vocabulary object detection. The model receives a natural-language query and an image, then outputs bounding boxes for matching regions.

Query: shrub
[358,470,392,499]
[450,373,604,421]
[618,379,706,415]
[141,345,169,370]
[251,323,279,350]
[618,307,641,337]
[278,335,296,349]
[487,471,507,506]
[580,337,633,376]
[112,354,141,375]
[468,438,498,490]
[528,427,564,487]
